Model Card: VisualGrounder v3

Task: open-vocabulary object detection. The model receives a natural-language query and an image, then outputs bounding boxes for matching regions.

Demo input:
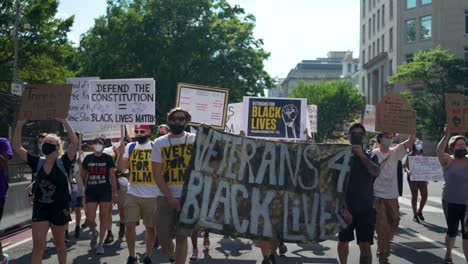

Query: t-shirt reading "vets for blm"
[123,141,158,198]
[82,153,114,193]
[151,132,195,198]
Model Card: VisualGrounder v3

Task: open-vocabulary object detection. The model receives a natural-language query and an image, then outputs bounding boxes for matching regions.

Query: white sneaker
[90,231,98,248]
[96,243,104,255]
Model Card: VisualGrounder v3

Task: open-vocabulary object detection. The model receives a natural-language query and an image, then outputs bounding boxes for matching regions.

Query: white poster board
[67,77,100,132]
[89,78,156,125]
[176,83,229,130]
[408,156,444,181]
[305,104,318,135]
[224,103,243,134]
[82,124,122,140]
[362,104,376,132]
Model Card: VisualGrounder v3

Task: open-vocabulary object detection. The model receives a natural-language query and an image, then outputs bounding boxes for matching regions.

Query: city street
[2,181,466,263]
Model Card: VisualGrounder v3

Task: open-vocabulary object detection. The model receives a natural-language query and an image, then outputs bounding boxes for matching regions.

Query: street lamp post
[12,0,20,83]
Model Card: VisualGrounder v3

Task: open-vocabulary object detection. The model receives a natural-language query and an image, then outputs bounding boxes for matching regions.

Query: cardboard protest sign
[19,84,72,120]
[445,94,467,132]
[67,77,100,132]
[179,127,350,242]
[362,105,376,132]
[176,83,229,129]
[89,79,156,125]
[224,103,243,134]
[408,156,444,181]
[375,92,416,134]
[243,97,308,140]
[82,124,121,140]
[305,104,318,135]
[126,125,135,138]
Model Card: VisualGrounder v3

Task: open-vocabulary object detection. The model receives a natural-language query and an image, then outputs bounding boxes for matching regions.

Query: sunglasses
[134,129,147,134]
[170,116,186,122]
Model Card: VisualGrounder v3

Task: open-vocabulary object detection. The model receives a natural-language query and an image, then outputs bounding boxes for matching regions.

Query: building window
[377,10,380,30]
[388,59,393,76]
[406,19,416,43]
[362,24,366,43]
[464,47,468,61]
[407,0,416,9]
[362,50,366,63]
[465,10,468,34]
[421,15,432,40]
[348,63,352,73]
[382,34,385,51]
[373,14,376,34]
[362,0,366,17]
[389,27,393,50]
[377,38,380,54]
[406,54,414,62]
[368,45,371,61]
[369,18,372,38]
[368,0,371,11]
[390,0,393,19]
[362,77,366,92]
[382,4,385,27]
[373,42,376,57]
[421,0,431,5]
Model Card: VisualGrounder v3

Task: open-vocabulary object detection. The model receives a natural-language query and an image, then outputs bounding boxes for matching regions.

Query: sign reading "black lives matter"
[179,127,351,243]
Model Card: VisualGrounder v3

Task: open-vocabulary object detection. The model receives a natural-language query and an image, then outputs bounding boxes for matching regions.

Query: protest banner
[362,104,376,132]
[82,124,122,140]
[375,92,416,134]
[305,104,318,135]
[445,93,467,132]
[224,103,243,134]
[243,97,308,140]
[19,84,72,120]
[176,83,229,130]
[126,124,135,138]
[179,127,350,242]
[88,78,156,125]
[408,156,444,181]
[67,77,100,132]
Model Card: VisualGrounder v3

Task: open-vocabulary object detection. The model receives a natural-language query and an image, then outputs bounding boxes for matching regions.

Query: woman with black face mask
[12,118,78,264]
[436,126,468,264]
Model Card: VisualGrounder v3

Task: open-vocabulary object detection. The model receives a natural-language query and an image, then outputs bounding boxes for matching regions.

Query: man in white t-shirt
[118,125,157,264]
[372,132,415,264]
[151,107,195,264]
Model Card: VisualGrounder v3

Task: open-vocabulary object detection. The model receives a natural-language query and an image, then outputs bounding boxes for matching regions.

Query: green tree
[389,47,467,140]
[289,80,365,142]
[77,0,274,121]
[0,0,76,92]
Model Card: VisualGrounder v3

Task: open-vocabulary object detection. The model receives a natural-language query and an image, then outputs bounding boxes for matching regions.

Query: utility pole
[13,0,20,83]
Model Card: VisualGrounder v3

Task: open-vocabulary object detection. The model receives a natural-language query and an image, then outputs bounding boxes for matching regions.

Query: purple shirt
[0,138,13,198]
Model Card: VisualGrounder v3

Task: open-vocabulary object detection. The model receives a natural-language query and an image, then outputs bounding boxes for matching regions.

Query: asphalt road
[2,181,466,264]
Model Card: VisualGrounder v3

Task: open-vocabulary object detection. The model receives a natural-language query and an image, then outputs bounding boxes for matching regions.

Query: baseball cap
[135,124,151,131]
[92,137,106,145]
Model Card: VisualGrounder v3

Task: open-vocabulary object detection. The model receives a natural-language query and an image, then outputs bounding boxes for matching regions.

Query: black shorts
[32,206,71,226]
[0,198,5,223]
[443,201,468,239]
[70,196,83,208]
[86,188,112,203]
[338,209,376,244]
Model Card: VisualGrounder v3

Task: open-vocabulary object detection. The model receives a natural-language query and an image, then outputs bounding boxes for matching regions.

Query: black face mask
[169,124,185,135]
[135,135,149,144]
[454,149,468,159]
[42,143,57,155]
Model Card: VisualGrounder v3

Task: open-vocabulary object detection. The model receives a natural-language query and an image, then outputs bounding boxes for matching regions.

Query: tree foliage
[0,0,76,92]
[77,0,274,120]
[389,47,467,140]
[289,80,365,142]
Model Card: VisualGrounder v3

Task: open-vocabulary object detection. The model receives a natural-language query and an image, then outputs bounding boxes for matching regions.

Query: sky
[57,0,360,79]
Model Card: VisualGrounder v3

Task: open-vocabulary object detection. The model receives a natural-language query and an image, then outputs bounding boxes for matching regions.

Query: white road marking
[399,197,444,213]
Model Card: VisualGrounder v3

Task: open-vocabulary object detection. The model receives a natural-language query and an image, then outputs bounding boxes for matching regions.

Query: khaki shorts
[155,196,192,240]
[117,186,127,207]
[124,193,157,227]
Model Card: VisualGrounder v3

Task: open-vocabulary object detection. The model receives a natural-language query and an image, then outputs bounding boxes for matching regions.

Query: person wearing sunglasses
[151,107,195,264]
[118,124,157,264]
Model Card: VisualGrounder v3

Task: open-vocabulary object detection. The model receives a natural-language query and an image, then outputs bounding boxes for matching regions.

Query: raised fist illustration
[282,104,298,138]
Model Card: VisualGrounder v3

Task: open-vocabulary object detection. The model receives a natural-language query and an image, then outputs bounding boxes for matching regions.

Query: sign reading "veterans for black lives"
[243,97,308,140]
[179,127,351,243]
[89,78,156,125]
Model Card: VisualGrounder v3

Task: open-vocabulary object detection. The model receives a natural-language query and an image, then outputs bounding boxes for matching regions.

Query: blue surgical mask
[415,144,423,151]
[381,138,392,149]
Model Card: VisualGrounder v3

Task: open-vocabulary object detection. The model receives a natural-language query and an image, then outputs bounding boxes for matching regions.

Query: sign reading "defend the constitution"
[89,79,156,125]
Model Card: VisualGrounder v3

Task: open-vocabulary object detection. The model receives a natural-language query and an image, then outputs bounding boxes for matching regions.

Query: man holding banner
[151,107,195,264]
[118,125,157,264]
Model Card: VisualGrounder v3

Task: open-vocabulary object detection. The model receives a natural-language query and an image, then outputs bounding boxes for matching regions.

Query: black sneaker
[143,256,152,264]
[278,242,287,256]
[75,226,81,238]
[413,215,420,223]
[81,220,88,229]
[104,231,114,244]
[418,211,425,221]
[127,256,138,264]
[118,223,126,239]
[261,256,271,264]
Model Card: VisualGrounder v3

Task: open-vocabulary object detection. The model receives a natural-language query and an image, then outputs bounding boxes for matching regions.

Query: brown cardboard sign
[19,84,72,120]
[445,93,466,132]
[375,92,417,134]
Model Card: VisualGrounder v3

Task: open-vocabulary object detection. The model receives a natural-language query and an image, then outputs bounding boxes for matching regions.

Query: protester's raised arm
[437,126,451,169]
[57,118,78,161]
[402,134,416,149]
[12,120,28,162]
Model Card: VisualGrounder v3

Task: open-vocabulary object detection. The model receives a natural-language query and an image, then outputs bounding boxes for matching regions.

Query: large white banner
[362,104,376,132]
[306,104,318,135]
[67,77,100,132]
[224,103,243,134]
[176,83,229,130]
[89,78,156,125]
[408,156,444,181]
[82,124,122,140]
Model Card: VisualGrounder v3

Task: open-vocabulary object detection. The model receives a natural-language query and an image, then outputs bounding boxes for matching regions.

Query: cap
[92,137,105,145]
[448,135,467,148]
[135,124,151,131]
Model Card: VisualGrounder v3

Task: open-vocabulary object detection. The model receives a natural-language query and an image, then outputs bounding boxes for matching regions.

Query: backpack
[33,157,72,200]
